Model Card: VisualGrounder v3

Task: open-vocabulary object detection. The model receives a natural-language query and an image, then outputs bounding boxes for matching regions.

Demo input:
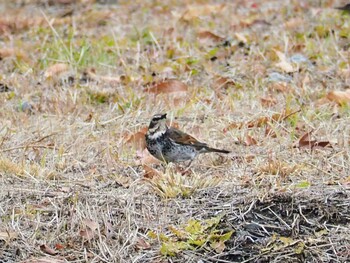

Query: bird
[145,113,230,163]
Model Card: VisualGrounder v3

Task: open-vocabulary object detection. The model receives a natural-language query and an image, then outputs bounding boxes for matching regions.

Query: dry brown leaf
[297,130,330,149]
[327,89,350,104]
[213,76,235,90]
[79,229,95,241]
[79,219,98,240]
[260,96,277,107]
[143,164,160,179]
[135,237,151,250]
[39,244,57,256]
[145,79,188,94]
[54,243,65,250]
[44,63,69,79]
[124,127,148,151]
[198,31,224,42]
[244,134,258,146]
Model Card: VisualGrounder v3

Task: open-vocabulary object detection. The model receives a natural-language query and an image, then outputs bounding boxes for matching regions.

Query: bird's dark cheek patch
[149,122,157,129]
[148,124,159,133]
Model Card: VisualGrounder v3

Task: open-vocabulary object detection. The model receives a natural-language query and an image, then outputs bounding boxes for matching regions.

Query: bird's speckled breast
[146,133,197,163]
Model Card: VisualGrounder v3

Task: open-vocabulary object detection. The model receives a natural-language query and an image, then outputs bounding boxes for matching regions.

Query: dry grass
[0,0,350,262]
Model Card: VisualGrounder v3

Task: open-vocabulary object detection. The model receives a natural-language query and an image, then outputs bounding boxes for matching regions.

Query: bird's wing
[167,127,207,147]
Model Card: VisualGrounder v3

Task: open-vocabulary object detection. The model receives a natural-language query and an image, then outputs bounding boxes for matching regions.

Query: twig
[267,207,291,230]
[240,199,256,219]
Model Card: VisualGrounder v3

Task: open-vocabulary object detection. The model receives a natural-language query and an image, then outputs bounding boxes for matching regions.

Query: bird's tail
[205,147,230,154]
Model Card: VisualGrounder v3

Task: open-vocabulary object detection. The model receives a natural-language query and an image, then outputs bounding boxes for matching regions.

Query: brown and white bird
[145,113,230,163]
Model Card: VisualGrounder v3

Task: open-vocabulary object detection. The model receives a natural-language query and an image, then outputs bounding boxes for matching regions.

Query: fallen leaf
[260,96,277,107]
[135,237,151,250]
[143,164,160,179]
[197,31,224,42]
[297,130,331,149]
[40,244,57,256]
[327,89,350,104]
[298,131,315,148]
[213,76,235,91]
[244,135,258,146]
[145,79,188,94]
[79,219,99,241]
[54,243,65,250]
[79,229,95,241]
[44,63,69,79]
[124,127,148,151]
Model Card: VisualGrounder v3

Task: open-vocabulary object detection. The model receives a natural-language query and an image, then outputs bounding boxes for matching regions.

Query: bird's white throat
[147,130,166,139]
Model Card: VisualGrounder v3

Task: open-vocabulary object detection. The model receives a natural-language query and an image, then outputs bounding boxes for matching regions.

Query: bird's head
[147,113,168,137]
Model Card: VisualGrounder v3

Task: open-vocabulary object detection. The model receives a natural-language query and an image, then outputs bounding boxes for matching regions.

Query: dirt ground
[0,0,349,262]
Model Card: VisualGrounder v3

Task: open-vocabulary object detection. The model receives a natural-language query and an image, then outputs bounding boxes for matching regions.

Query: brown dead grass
[0,0,350,262]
